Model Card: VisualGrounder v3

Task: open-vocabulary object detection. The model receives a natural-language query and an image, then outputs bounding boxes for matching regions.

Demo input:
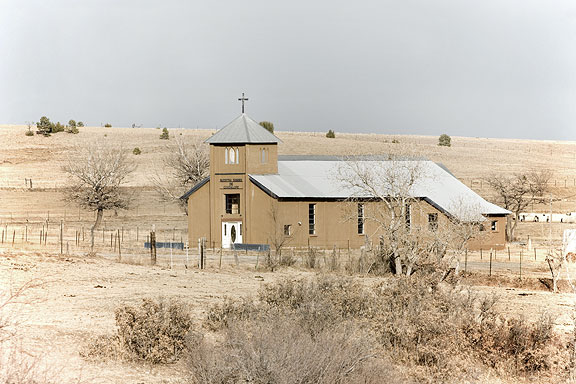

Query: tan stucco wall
[185,142,507,251]
[187,181,211,246]
[246,144,278,174]
[467,215,507,250]
[188,177,507,251]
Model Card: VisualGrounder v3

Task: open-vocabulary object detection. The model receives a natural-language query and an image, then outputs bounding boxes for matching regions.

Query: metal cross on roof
[238,92,248,113]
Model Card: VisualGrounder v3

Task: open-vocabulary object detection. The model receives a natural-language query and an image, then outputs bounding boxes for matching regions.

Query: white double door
[222,221,242,249]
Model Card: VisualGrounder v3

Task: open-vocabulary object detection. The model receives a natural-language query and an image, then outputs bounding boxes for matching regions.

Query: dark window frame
[405,203,411,230]
[308,204,316,235]
[428,213,438,232]
[225,193,240,214]
[357,203,365,235]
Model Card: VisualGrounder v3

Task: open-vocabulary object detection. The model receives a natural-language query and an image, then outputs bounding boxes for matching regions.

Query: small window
[239,223,242,235]
[224,224,227,236]
[428,213,438,232]
[225,147,239,164]
[225,194,240,214]
[260,148,268,163]
[491,220,497,231]
[308,204,316,235]
[479,224,485,232]
[284,224,291,236]
[357,203,365,234]
[405,204,411,230]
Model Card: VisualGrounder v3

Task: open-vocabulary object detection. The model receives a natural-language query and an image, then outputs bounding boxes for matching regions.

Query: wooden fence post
[150,231,157,265]
[464,248,468,273]
[60,220,63,255]
[489,251,492,277]
[117,229,121,262]
[519,249,523,280]
[201,238,205,269]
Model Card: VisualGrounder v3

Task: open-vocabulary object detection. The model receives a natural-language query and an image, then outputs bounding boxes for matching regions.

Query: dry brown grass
[0,282,69,384]
[0,124,574,254]
[198,274,568,383]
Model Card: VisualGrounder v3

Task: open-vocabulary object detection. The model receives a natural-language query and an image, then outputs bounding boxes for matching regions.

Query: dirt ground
[0,250,311,383]
[1,124,576,382]
[2,250,576,384]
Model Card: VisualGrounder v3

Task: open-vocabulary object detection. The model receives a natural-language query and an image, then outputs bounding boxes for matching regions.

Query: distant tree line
[34,116,84,136]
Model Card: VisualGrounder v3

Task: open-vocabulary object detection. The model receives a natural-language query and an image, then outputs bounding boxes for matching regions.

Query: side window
[428,213,438,232]
[284,224,291,236]
[491,220,497,231]
[308,204,316,235]
[357,203,365,234]
[405,203,411,230]
[260,148,268,163]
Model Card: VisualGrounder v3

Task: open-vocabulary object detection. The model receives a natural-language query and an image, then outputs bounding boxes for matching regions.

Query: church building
[183,112,509,251]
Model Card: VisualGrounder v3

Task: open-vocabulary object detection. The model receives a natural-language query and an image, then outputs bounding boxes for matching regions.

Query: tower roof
[205,114,281,144]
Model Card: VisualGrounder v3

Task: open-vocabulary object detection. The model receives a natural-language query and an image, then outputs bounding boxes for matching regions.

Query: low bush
[132,147,142,155]
[104,123,112,128]
[188,316,393,384]
[115,298,192,363]
[83,298,192,364]
[65,125,79,134]
[25,129,34,136]
[198,275,563,383]
[204,296,258,331]
[52,122,65,133]
[304,247,318,268]
[160,127,169,140]
[326,129,335,138]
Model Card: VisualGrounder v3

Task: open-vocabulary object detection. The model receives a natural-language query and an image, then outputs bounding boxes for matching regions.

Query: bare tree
[63,143,135,250]
[339,157,489,277]
[151,136,209,212]
[338,156,425,276]
[485,170,550,241]
[266,201,299,269]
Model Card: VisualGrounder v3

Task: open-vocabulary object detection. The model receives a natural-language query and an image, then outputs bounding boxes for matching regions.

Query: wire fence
[0,215,569,282]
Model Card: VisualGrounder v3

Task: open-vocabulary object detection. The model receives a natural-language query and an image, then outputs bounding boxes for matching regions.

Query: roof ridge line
[243,114,251,142]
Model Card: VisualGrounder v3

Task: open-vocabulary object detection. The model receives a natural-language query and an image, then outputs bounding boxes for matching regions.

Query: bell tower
[204,110,281,247]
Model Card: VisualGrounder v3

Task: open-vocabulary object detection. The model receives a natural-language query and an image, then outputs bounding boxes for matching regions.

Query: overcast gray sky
[1,0,574,140]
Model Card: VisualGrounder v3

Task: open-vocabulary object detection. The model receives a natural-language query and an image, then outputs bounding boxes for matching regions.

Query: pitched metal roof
[205,114,281,144]
[180,177,210,200]
[249,160,509,222]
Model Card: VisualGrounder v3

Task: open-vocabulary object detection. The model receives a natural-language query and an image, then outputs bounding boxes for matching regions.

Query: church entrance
[222,221,242,249]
